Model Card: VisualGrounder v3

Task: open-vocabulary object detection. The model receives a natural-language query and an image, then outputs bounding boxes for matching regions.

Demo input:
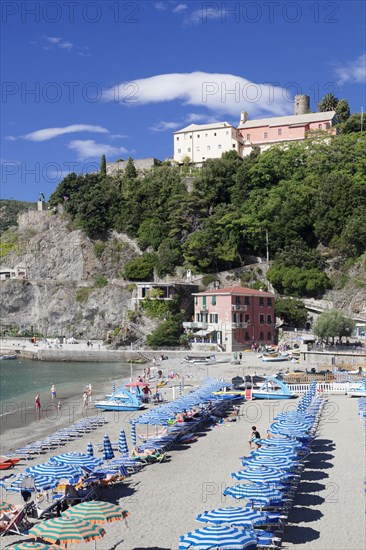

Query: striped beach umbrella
[223,484,283,503]
[231,467,289,484]
[196,507,267,528]
[29,517,106,545]
[62,501,127,524]
[0,500,15,512]
[118,429,128,455]
[26,462,82,480]
[130,423,137,447]
[102,434,115,461]
[87,442,94,457]
[253,447,298,459]
[50,452,102,470]
[179,525,257,549]
[243,456,298,470]
[11,474,59,492]
[5,543,62,550]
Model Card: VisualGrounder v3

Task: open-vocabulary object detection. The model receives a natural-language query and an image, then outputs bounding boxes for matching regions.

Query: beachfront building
[0,265,27,281]
[136,282,199,301]
[173,122,243,166]
[183,286,275,352]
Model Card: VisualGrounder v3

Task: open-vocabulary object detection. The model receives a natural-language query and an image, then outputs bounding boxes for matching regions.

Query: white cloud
[183,6,222,25]
[154,2,167,10]
[42,36,74,51]
[68,140,128,160]
[5,136,17,141]
[148,121,181,132]
[173,4,188,13]
[108,134,129,139]
[185,113,209,123]
[334,54,366,84]
[103,71,293,118]
[22,124,109,142]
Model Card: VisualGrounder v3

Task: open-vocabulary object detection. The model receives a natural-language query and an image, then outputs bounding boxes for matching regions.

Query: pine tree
[100,154,107,176]
[335,99,351,123]
[124,157,137,179]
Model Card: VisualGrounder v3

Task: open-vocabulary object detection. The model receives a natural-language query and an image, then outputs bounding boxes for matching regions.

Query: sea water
[0,358,133,415]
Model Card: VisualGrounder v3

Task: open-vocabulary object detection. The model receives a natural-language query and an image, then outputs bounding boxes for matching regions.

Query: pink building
[183,286,275,352]
[238,110,337,155]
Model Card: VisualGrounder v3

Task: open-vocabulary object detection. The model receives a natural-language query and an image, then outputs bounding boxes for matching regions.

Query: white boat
[347,379,366,398]
[95,387,143,411]
[184,354,216,365]
[251,376,297,400]
[262,353,289,363]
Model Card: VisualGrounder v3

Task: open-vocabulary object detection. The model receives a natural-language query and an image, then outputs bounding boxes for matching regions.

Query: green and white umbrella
[29,517,105,545]
[62,501,129,524]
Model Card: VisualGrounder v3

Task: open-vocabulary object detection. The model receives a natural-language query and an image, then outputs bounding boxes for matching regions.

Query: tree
[335,99,350,123]
[317,93,339,112]
[312,309,355,344]
[338,113,363,134]
[124,157,137,180]
[275,298,308,328]
[147,317,183,347]
[100,154,107,176]
[123,253,156,281]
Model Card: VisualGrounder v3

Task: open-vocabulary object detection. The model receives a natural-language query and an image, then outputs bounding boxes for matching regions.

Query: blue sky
[1,0,365,201]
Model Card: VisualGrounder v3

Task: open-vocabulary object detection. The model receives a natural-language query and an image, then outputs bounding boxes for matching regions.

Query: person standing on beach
[35,394,41,419]
[248,426,261,449]
[51,384,56,399]
[82,390,89,410]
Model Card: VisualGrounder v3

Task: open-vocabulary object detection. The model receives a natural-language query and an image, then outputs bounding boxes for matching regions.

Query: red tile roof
[193,286,274,297]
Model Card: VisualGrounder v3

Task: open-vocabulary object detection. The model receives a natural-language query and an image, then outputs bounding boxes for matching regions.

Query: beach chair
[0,503,32,537]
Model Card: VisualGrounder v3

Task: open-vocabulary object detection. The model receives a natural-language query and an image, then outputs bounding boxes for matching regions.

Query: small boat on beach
[0,354,17,360]
[95,387,144,411]
[184,354,216,365]
[262,353,289,362]
[251,376,297,400]
[347,379,366,398]
[0,456,20,469]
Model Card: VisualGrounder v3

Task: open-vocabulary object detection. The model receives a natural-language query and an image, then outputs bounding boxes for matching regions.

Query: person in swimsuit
[35,394,41,419]
[51,384,56,399]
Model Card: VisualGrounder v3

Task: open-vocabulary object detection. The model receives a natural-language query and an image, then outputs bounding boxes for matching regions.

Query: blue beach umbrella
[231,467,289,484]
[102,434,115,461]
[179,525,257,549]
[243,456,298,470]
[253,447,298,459]
[223,484,283,503]
[10,474,58,492]
[87,442,94,457]
[118,429,128,455]
[130,423,137,447]
[26,462,82,480]
[50,453,102,470]
[196,507,268,528]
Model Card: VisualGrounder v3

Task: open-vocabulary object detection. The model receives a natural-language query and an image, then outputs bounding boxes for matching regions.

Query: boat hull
[252,392,296,399]
[95,401,143,411]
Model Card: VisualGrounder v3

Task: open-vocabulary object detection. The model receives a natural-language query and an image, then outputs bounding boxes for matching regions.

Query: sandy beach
[1,354,365,550]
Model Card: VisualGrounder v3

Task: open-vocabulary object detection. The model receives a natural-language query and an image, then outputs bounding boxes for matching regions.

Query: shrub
[123,253,156,281]
[201,274,218,287]
[76,287,92,302]
[94,276,108,288]
[127,283,137,292]
[147,318,182,347]
[94,241,106,259]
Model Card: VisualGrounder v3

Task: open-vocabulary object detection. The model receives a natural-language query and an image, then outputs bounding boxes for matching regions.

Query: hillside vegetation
[49,133,366,298]
[0,199,35,236]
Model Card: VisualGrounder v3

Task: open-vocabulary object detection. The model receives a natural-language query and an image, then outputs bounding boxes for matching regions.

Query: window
[226,130,229,135]
[264,132,268,139]
[245,314,250,323]
[232,144,236,148]
[176,136,179,141]
[245,331,251,340]
[259,331,264,341]
[260,314,265,325]
[246,134,250,140]
[189,135,192,138]
[326,122,330,129]
[205,133,208,137]
[267,331,272,341]
[195,297,198,305]
[202,296,206,309]
[196,314,199,321]
[233,313,237,323]
[259,297,264,307]
[267,297,272,307]
[218,144,222,149]
[214,132,217,136]
[318,124,322,129]
[202,157,205,160]
[244,296,250,306]
[197,134,200,138]
[207,146,211,151]
[236,296,241,305]
[267,315,272,324]
[278,128,282,135]
[178,149,181,153]
[212,296,216,305]
[210,313,218,323]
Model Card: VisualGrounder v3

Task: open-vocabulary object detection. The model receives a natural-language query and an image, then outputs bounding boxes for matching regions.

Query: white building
[173,122,243,166]
[0,265,27,281]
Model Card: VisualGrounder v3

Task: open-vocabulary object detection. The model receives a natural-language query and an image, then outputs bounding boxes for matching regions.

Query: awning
[194,329,215,336]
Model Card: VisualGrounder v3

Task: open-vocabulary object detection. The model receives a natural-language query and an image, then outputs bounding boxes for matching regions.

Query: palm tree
[317,93,339,112]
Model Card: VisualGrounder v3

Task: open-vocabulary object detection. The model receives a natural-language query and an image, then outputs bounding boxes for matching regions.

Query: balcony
[231,322,248,329]
[231,305,248,311]
[183,322,208,330]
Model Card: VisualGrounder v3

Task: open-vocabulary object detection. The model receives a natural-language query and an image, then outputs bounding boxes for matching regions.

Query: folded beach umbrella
[50,453,102,470]
[179,525,257,549]
[223,484,283,503]
[102,434,115,461]
[130,423,137,447]
[196,507,268,528]
[26,462,82,481]
[118,429,128,455]
[5,543,62,550]
[231,467,289,484]
[29,517,105,545]
[87,442,94,457]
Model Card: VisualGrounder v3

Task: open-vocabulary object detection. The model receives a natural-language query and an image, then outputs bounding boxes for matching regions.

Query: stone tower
[294,95,310,115]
